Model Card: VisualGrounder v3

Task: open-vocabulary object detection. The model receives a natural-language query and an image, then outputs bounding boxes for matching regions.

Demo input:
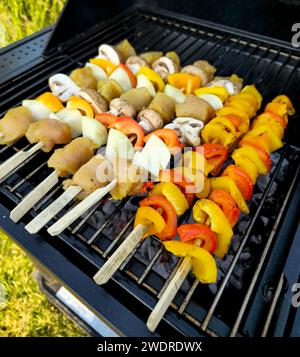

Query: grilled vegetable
[167,73,201,94]
[200,143,229,176]
[137,67,165,92]
[148,92,176,123]
[51,108,82,138]
[139,51,163,66]
[22,100,52,121]
[221,165,253,201]
[120,87,153,112]
[144,128,183,153]
[97,79,124,103]
[134,206,166,238]
[67,96,94,118]
[36,92,64,112]
[152,56,179,80]
[178,224,217,254]
[116,39,136,61]
[105,128,135,163]
[175,95,215,123]
[209,189,240,226]
[81,116,107,147]
[70,67,97,90]
[78,89,108,114]
[201,117,237,147]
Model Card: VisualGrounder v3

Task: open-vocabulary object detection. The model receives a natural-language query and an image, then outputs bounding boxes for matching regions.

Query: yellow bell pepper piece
[272,95,295,116]
[150,182,189,215]
[225,97,255,118]
[134,206,166,238]
[163,241,217,283]
[210,177,249,213]
[243,125,283,153]
[194,86,229,101]
[67,96,94,118]
[233,92,259,111]
[193,199,233,259]
[232,146,268,175]
[90,58,117,75]
[36,92,64,112]
[167,73,201,94]
[232,153,258,184]
[181,150,214,177]
[242,84,263,109]
[252,115,284,139]
[216,107,249,126]
[201,117,237,147]
[137,66,165,92]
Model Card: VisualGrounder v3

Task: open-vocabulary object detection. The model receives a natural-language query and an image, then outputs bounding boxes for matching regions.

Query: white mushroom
[152,56,178,80]
[109,98,136,117]
[181,65,209,85]
[206,79,240,94]
[78,89,108,114]
[126,56,148,75]
[137,109,163,133]
[165,117,204,146]
[97,44,122,65]
[49,74,80,102]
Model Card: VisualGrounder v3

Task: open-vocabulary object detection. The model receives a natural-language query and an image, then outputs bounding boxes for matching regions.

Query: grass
[0,0,87,337]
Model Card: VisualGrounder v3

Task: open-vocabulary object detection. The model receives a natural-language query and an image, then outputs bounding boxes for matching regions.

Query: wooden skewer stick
[146,238,203,332]
[147,256,192,332]
[0,142,44,181]
[93,223,148,284]
[25,185,82,234]
[47,179,118,236]
[10,170,60,223]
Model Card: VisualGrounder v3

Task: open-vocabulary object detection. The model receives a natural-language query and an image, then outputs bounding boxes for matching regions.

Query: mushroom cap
[97,44,122,65]
[78,88,108,114]
[193,60,216,78]
[137,108,163,133]
[49,73,80,102]
[109,98,136,117]
[152,56,178,80]
[125,56,149,75]
[181,65,209,85]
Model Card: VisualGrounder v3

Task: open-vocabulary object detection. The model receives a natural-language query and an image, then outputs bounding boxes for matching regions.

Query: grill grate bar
[9,161,47,192]
[230,164,300,336]
[102,215,135,258]
[33,185,62,211]
[201,146,289,332]
[87,198,130,245]
[71,200,104,234]
[178,279,199,315]
[137,246,164,285]
[261,273,285,337]
[157,257,184,299]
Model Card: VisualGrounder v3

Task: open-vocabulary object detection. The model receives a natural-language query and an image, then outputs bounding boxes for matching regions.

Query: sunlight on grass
[0,0,88,337]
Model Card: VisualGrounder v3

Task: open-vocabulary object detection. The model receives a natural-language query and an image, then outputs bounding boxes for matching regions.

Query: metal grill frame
[1,6,300,337]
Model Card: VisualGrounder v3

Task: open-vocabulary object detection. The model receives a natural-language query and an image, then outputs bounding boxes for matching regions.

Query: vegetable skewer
[146,94,294,332]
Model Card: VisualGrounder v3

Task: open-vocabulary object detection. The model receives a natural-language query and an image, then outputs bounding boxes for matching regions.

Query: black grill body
[0,0,300,337]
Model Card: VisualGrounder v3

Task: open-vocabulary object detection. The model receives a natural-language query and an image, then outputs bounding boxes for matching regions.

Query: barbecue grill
[1,0,300,337]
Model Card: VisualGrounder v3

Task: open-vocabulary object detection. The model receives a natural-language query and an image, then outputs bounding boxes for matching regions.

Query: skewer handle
[25,185,82,234]
[147,256,192,332]
[0,142,43,181]
[47,179,118,236]
[10,170,59,222]
[93,223,148,285]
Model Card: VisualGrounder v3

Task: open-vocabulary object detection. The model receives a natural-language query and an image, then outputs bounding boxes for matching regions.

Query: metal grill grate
[1,8,300,337]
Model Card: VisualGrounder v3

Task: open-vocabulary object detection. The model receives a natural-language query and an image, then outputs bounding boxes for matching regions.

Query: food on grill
[36,92,64,112]
[136,73,156,96]
[97,79,124,102]
[144,128,183,154]
[168,73,201,95]
[115,39,136,61]
[165,117,204,146]
[137,66,165,92]
[81,116,108,146]
[78,89,108,114]
[22,99,52,121]
[126,56,149,75]
[89,58,117,76]
[139,51,163,65]
[175,95,215,122]
[70,67,98,90]
[47,137,97,176]
[109,98,136,117]
[105,128,135,162]
[164,84,186,103]
[67,95,94,118]
[63,154,110,200]
[147,94,294,332]
[120,87,153,113]
[181,60,216,85]
[206,74,243,94]
[85,62,108,81]
[0,107,33,145]
[109,64,137,92]
[152,56,179,80]
[49,73,81,102]
[194,86,230,101]
[97,44,122,65]
[25,118,72,152]
[137,92,176,133]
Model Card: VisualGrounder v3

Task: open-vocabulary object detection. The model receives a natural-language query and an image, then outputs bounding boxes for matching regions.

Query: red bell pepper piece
[114,116,145,149]
[144,129,184,152]
[119,63,137,87]
[140,182,155,194]
[139,195,177,240]
[95,113,117,127]
[221,164,253,201]
[177,224,217,253]
[209,189,240,226]
[198,144,229,176]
